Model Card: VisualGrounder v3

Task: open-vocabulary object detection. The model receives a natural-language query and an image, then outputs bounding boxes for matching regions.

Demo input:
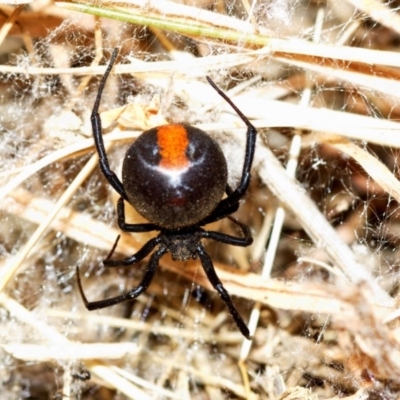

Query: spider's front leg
[196,244,251,339]
[95,197,160,267]
[116,197,159,233]
[91,48,126,199]
[205,77,257,215]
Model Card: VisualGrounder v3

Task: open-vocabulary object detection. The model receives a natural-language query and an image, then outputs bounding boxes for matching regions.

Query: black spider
[77,49,257,339]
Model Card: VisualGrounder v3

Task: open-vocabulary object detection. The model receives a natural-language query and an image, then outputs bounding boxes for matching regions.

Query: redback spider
[76,48,257,339]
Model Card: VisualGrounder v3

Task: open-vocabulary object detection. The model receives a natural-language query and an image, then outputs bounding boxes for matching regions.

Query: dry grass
[1,0,400,399]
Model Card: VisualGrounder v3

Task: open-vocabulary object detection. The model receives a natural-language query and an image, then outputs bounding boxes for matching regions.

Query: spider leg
[228,215,253,243]
[225,184,233,196]
[104,234,121,262]
[198,200,239,226]
[97,201,159,267]
[202,216,252,247]
[77,245,167,310]
[117,197,159,232]
[103,236,161,267]
[91,48,126,199]
[206,76,257,214]
[196,244,251,339]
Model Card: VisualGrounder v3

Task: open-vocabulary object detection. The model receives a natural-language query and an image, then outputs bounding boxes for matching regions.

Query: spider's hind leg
[196,244,251,339]
[77,245,167,310]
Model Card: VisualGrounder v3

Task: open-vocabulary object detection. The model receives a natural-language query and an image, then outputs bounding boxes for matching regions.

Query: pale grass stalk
[275,55,400,99]
[46,309,243,344]
[0,5,24,46]
[86,362,152,400]
[177,371,191,399]
[332,141,400,204]
[246,112,400,148]
[52,303,242,343]
[250,204,274,261]
[105,0,255,32]
[346,0,400,36]
[326,389,369,400]
[0,51,260,75]
[2,342,139,361]
[269,37,400,67]
[297,257,348,279]
[111,366,181,400]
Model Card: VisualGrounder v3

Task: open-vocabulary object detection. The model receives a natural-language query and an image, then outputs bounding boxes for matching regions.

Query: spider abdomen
[122,124,228,229]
